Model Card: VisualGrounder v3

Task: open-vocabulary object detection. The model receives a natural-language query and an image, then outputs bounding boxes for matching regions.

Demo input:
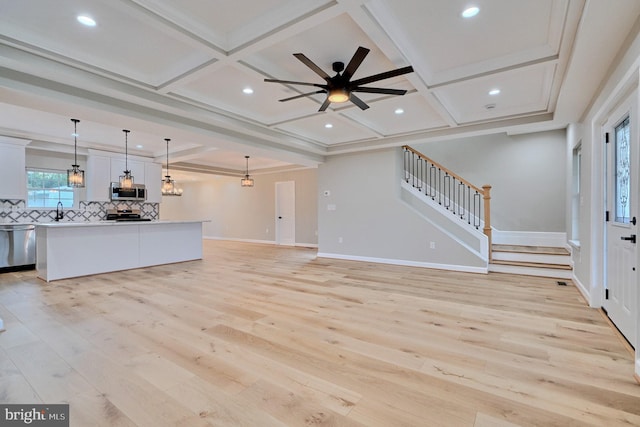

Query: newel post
[482,185,492,261]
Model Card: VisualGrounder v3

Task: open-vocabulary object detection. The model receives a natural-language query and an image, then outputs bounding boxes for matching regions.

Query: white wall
[570,18,640,379]
[160,168,318,246]
[571,21,640,308]
[413,130,567,232]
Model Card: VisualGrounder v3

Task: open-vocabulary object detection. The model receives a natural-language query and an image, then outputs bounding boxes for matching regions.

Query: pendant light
[161,138,182,196]
[66,118,85,187]
[241,155,254,187]
[119,129,134,189]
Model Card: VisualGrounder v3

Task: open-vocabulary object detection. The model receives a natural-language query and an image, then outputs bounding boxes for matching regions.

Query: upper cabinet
[0,138,29,200]
[86,150,162,203]
[110,158,146,185]
[145,162,162,203]
[86,153,111,202]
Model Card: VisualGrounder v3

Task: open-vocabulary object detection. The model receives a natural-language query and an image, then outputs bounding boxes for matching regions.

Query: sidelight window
[614,116,631,223]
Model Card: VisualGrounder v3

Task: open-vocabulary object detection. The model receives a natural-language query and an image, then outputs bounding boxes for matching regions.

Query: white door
[604,96,638,348]
[276,181,295,245]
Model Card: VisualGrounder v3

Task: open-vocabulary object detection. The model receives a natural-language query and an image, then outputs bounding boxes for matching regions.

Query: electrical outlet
[266,228,269,234]
[429,241,436,249]
[338,237,343,243]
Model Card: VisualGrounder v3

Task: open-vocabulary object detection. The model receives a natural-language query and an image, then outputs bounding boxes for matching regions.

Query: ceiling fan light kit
[328,88,349,103]
[265,46,414,112]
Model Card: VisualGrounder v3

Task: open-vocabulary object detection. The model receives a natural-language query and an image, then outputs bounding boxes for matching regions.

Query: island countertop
[36,219,205,228]
[36,220,205,282]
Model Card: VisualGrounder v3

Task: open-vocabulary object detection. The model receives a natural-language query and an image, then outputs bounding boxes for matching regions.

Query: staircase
[489,245,572,279]
[402,145,573,279]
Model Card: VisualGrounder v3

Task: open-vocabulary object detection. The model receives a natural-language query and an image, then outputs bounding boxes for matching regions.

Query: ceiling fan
[264,46,414,111]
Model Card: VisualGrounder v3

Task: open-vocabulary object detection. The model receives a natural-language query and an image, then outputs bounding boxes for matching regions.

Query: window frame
[26,167,77,210]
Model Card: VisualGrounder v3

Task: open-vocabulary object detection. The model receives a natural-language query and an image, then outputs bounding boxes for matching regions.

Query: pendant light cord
[165,138,171,177]
[71,118,80,166]
[123,129,130,172]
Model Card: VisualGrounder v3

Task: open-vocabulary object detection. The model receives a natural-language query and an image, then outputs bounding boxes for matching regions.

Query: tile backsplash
[0,199,159,223]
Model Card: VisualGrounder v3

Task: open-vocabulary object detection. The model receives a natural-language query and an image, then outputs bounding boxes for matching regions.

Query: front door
[604,95,638,348]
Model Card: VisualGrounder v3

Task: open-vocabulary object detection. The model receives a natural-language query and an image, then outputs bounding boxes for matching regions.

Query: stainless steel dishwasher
[0,223,36,271]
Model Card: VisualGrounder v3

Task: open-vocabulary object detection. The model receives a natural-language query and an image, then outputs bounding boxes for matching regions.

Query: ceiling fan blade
[349,65,414,87]
[349,93,370,110]
[351,87,408,96]
[264,78,325,88]
[279,90,327,102]
[342,46,370,81]
[293,53,331,80]
[318,98,331,112]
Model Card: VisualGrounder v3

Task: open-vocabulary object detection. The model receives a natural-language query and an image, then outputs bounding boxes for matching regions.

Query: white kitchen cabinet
[110,158,145,185]
[0,138,28,200]
[84,149,160,203]
[36,221,204,281]
[86,154,111,201]
[145,162,162,203]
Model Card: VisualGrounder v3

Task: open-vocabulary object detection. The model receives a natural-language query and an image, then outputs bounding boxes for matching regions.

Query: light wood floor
[1,240,639,426]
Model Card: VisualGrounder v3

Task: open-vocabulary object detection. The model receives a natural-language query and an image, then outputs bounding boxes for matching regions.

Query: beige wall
[160,168,318,246]
[317,147,486,269]
[413,129,567,232]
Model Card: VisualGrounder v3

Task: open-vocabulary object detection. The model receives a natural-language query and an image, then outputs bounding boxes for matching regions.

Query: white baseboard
[204,236,273,245]
[571,273,593,306]
[492,230,567,248]
[203,236,317,248]
[317,252,488,274]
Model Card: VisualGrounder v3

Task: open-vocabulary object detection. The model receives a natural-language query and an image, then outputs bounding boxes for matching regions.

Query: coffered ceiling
[0,0,639,177]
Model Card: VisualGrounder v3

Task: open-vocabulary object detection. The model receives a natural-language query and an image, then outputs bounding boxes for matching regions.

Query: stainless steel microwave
[110,182,146,201]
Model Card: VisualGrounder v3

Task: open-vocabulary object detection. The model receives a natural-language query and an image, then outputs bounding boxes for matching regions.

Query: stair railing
[402,145,492,256]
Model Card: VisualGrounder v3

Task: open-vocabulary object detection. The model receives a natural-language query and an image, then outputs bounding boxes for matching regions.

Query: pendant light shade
[119,129,134,189]
[241,155,254,187]
[161,138,182,196]
[67,118,85,188]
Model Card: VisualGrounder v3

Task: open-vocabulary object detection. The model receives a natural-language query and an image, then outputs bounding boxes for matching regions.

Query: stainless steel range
[105,209,152,222]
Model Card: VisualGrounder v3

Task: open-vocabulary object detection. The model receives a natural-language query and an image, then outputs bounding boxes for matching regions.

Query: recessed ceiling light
[136,144,143,149]
[71,132,79,137]
[461,6,480,18]
[77,15,96,27]
[243,87,254,94]
[324,123,333,129]
[394,108,404,115]
[489,89,501,96]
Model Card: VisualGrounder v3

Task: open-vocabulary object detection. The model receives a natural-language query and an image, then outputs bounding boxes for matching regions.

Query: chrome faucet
[55,201,64,222]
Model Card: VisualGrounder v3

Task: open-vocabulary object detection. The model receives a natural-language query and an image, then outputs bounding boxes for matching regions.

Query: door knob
[621,234,636,243]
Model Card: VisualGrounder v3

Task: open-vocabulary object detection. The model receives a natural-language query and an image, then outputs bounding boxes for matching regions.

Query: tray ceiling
[0,0,639,176]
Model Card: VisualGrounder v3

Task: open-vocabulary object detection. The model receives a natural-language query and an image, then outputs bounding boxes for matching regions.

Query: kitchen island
[36,220,204,282]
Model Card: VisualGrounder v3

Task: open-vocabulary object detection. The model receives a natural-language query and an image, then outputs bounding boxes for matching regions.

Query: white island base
[36,221,203,282]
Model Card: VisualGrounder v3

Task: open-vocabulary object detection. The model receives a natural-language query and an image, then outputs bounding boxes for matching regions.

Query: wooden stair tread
[490,259,572,270]
[492,244,569,256]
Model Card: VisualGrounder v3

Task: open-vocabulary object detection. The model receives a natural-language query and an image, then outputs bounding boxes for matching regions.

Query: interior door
[275,181,295,245]
[604,96,638,348]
